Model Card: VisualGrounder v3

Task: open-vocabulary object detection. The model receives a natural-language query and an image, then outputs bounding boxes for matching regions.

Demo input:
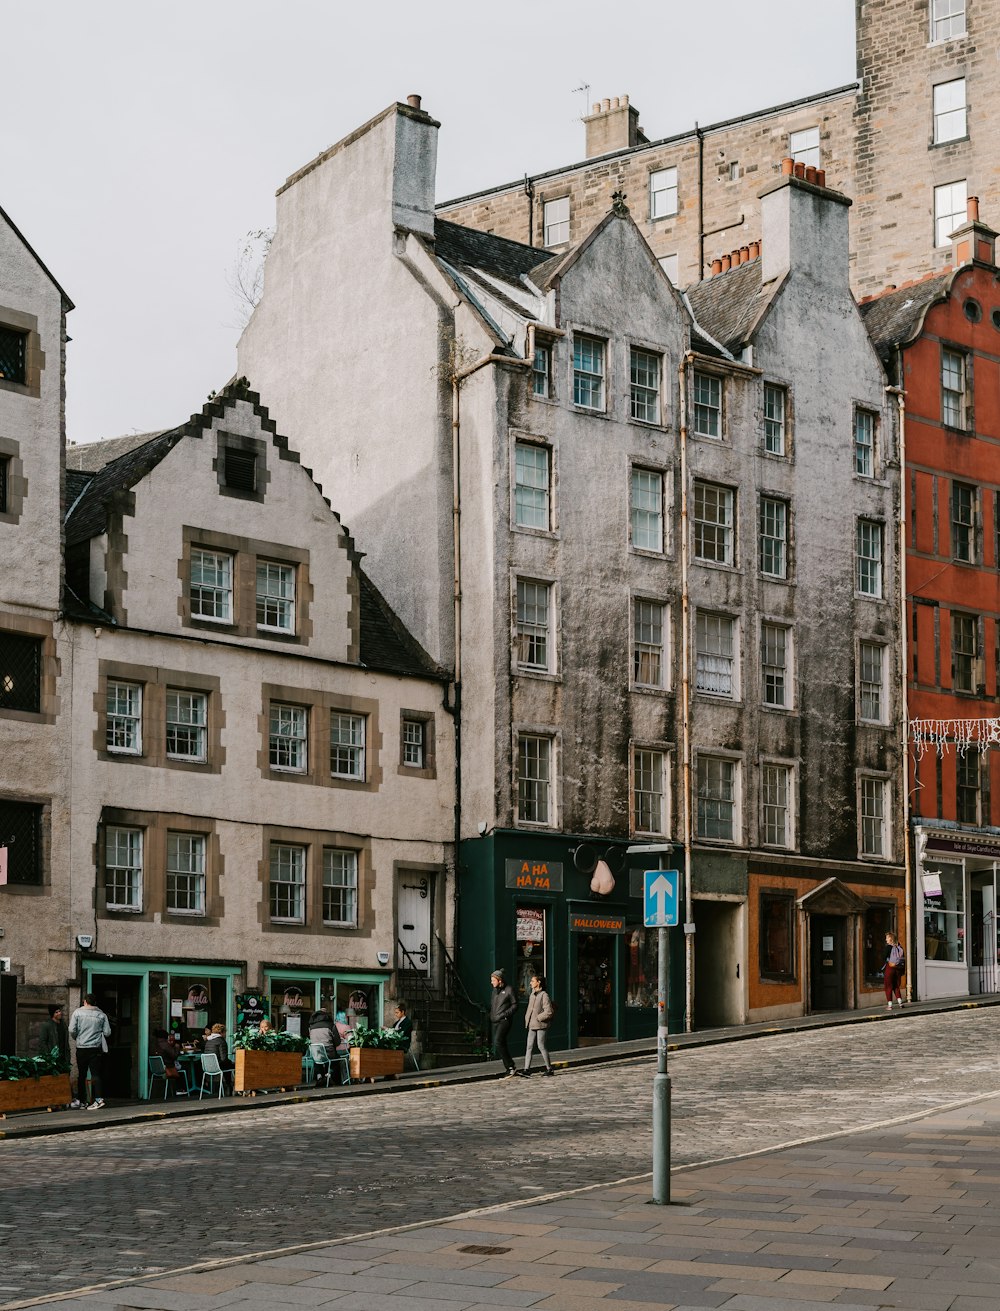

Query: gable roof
[684,257,779,355]
[357,570,443,679]
[0,203,74,310]
[857,271,953,365]
[433,219,553,284]
[64,427,184,547]
[66,431,171,473]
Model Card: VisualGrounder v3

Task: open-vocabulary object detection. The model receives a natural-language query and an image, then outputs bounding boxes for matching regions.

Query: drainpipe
[695,124,705,277]
[679,351,695,1031]
[523,175,535,246]
[888,383,912,1001]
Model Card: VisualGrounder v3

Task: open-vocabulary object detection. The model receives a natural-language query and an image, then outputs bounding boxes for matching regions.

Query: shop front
[916,826,1000,1000]
[261,968,390,1038]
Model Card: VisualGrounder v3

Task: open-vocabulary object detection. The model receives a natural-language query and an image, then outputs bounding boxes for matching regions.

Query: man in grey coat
[68,994,111,1110]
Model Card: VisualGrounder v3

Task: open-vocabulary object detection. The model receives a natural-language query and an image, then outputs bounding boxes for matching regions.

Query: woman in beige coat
[522,975,555,1077]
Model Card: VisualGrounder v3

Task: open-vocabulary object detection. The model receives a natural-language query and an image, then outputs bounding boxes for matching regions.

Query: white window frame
[323,848,359,927]
[694,481,734,565]
[633,598,666,690]
[515,578,553,674]
[941,347,967,428]
[952,481,977,563]
[931,0,966,42]
[543,196,570,246]
[630,467,664,553]
[330,712,366,780]
[166,832,206,916]
[256,560,295,634]
[190,547,233,623]
[761,623,791,710]
[854,409,876,478]
[402,718,425,768]
[106,826,143,911]
[649,167,678,220]
[516,733,553,826]
[759,496,788,579]
[696,754,740,843]
[573,335,606,411]
[531,342,551,398]
[630,347,661,424]
[761,761,793,849]
[165,689,207,762]
[270,843,306,923]
[695,611,737,699]
[658,254,679,285]
[633,747,667,835]
[934,179,967,247]
[270,702,308,773]
[789,126,820,168]
[693,371,722,438]
[856,519,884,598]
[107,680,142,755]
[859,775,890,859]
[858,641,887,724]
[763,383,786,456]
[513,441,551,531]
[933,78,967,143]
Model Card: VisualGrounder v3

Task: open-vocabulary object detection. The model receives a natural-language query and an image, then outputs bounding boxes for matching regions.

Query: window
[789,126,820,168]
[513,442,550,530]
[693,371,722,437]
[694,482,734,564]
[864,903,896,981]
[859,642,886,723]
[649,167,678,220]
[854,409,876,477]
[402,718,425,767]
[630,348,660,423]
[696,612,736,697]
[856,520,883,597]
[573,335,605,410]
[697,755,737,841]
[935,180,967,247]
[323,849,358,926]
[658,254,678,285]
[106,827,142,911]
[517,734,552,824]
[0,455,8,514]
[957,752,981,825]
[860,776,888,857]
[759,497,787,579]
[190,548,233,622]
[763,384,786,455]
[633,599,665,688]
[543,196,570,246]
[256,561,295,633]
[728,160,740,182]
[942,347,968,427]
[761,764,792,847]
[952,611,978,693]
[532,343,551,398]
[934,78,967,142]
[631,468,663,553]
[515,579,551,673]
[270,703,308,772]
[761,624,790,709]
[106,681,142,754]
[223,446,258,494]
[759,891,795,980]
[931,0,966,41]
[270,843,306,923]
[0,800,41,886]
[0,632,42,714]
[633,748,666,834]
[952,482,977,562]
[0,326,26,385]
[165,690,207,762]
[924,864,965,961]
[330,712,365,779]
[166,833,206,915]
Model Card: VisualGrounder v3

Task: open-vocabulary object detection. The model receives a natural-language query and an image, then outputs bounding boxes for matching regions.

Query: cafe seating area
[146,1044,351,1099]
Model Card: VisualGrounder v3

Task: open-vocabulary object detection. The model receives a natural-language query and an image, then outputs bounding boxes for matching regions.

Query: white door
[397,872,432,973]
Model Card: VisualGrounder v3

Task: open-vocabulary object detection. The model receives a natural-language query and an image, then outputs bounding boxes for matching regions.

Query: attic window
[0,326,27,385]
[224,447,258,494]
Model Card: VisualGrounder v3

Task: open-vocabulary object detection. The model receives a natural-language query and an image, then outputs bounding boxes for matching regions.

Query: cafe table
[176,1050,202,1095]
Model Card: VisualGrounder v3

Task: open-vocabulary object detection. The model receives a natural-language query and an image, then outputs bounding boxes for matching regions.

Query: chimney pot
[592,102,601,113]
[739,245,750,264]
[968,195,980,221]
[748,240,760,259]
[602,98,611,111]
[805,165,818,184]
[622,94,629,106]
[816,169,826,188]
[720,254,732,272]
[793,161,806,179]
[711,258,723,276]
[406,94,422,110]
[612,96,620,109]
[781,157,795,176]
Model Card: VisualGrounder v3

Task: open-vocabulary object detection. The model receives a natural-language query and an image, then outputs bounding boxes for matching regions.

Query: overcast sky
[5,1,855,446]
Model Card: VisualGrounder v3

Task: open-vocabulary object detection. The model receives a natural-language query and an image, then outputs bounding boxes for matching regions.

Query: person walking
[883,931,905,1010]
[522,974,555,1077]
[489,969,517,1078]
[39,1004,70,1067]
[68,994,111,1110]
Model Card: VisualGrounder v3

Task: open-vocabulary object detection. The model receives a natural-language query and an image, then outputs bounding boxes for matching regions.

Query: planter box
[0,1073,72,1115]
[234,1048,304,1094]
[349,1047,405,1081]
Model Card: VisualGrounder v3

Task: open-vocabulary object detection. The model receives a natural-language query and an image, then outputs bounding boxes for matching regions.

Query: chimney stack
[949,196,997,269]
[584,94,645,158]
[760,156,851,288]
[392,95,439,238]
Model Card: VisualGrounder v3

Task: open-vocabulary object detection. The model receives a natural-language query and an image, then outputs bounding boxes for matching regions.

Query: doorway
[809,915,846,1011]
[397,871,434,973]
[693,899,744,1029]
[576,933,615,1043]
[91,973,142,1099]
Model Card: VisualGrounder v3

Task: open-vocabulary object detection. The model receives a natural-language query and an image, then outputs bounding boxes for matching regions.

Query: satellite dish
[571,843,598,875]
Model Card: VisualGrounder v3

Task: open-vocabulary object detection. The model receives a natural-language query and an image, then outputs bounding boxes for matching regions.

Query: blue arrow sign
[643,869,680,928]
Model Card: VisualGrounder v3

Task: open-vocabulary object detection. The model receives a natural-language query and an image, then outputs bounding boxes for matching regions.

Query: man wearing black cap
[489,969,517,1078]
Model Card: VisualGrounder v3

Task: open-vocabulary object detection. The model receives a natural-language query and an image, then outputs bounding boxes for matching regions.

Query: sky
[4,1,856,446]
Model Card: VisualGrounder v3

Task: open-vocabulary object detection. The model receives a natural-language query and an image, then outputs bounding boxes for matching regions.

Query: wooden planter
[349,1047,404,1081]
[0,1073,72,1116]
[234,1048,305,1094]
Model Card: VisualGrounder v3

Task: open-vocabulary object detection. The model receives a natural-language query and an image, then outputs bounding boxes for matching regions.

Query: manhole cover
[458,1244,512,1255]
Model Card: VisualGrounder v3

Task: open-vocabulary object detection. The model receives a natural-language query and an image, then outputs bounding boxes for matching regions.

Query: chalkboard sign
[236,992,268,1027]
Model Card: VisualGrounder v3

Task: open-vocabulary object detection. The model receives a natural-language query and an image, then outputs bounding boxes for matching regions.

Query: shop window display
[577,934,614,1039]
[515,906,546,1000]
[924,865,964,962]
[169,977,225,1042]
[625,928,657,1009]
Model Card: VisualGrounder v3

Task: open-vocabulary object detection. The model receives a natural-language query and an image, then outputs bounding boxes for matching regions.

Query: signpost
[644,868,680,1205]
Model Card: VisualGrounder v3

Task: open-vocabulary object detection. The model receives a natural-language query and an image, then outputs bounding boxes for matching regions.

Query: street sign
[643,869,680,928]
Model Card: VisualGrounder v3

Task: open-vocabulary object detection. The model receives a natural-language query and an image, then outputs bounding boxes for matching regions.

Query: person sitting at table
[334,1010,351,1051]
[153,1028,183,1091]
[203,1023,233,1071]
[257,1018,273,1035]
[307,1008,337,1059]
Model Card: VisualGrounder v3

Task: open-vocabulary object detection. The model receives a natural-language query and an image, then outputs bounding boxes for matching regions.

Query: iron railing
[396,938,436,1046]
[435,932,490,1051]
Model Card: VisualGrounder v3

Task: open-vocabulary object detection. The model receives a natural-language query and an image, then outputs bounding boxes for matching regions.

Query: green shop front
[458,831,685,1055]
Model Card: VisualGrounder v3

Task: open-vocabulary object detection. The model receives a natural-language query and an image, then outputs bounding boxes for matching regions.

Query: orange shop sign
[504,859,563,891]
[569,912,628,934]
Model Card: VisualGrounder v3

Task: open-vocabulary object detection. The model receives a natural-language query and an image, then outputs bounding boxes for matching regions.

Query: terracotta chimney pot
[793,161,806,179]
[720,254,732,272]
[968,196,980,221]
[406,94,422,109]
[739,245,750,264]
[622,94,629,106]
[592,102,601,113]
[612,96,620,109]
[711,258,723,276]
[602,98,611,112]
[781,157,795,176]
[748,240,760,259]
[816,169,826,188]
[805,165,818,184]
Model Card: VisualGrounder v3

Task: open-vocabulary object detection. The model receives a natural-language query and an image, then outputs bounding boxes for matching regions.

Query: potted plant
[0,1048,72,1116]
[232,1025,309,1094]
[347,1026,409,1081]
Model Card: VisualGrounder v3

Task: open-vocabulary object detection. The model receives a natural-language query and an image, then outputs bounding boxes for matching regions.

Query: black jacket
[490,983,517,1023]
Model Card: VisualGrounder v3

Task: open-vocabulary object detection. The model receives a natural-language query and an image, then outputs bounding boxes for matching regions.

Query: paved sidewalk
[3,991,997,1142]
[19,1090,1000,1310]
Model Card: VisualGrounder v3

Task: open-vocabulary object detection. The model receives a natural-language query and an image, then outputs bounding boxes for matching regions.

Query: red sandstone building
[861,199,1000,1001]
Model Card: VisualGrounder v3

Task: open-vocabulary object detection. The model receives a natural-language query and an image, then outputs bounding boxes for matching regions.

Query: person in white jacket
[67,995,111,1109]
[522,975,555,1077]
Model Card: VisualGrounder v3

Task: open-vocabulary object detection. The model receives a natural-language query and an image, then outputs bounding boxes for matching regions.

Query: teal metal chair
[198,1052,232,1098]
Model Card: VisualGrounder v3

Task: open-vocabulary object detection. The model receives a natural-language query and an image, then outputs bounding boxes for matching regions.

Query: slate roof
[857,271,953,365]
[64,428,184,547]
[66,431,171,473]
[434,219,553,283]
[358,571,444,679]
[684,257,777,355]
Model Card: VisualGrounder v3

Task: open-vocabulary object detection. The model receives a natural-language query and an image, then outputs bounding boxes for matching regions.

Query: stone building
[860,199,1000,1004]
[238,99,903,1034]
[438,0,998,296]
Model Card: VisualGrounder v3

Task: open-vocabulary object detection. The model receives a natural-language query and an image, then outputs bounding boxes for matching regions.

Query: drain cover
[458,1244,512,1255]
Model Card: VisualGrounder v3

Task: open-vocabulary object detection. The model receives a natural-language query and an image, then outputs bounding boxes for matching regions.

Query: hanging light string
[909,718,1000,759]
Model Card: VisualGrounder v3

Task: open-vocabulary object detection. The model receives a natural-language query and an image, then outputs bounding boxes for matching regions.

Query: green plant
[465,1027,492,1060]
[232,1025,309,1053]
[0,1047,70,1083]
[346,1026,410,1051]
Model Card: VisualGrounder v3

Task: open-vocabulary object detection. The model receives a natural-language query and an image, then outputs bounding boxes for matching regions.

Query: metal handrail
[435,933,490,1046]
[396,939,437,1047]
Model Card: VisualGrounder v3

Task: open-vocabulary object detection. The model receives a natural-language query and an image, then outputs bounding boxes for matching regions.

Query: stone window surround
[940,340,974,432]
[694,749,743,845]
[259,683,383,792]
[512,724,561,831]
[761,377,794,460]
[178,526,314,646]
[510,570,561,682]
[0,305,43,399]
[96,808,225,927]
[214,428,270,504]
[257,824,374,938]
[630,591,671,694]
[759,756,798,851]
[627,339,668,429]
[94,660,225,774]
[628,459,671,559]
[0,614,59,726]
[0,794,50,895]
[629,740,672,837]
[569,325,609,416]
[509,430,559,538]
[690,363,728,442]
[396,708,437,780]
[857,771,893,862]
[758,492,794,582]
[0,436,26,524]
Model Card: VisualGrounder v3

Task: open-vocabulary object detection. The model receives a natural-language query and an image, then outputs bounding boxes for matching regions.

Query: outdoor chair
[148,1054,190,1101]
[198,1051,232,1099]
[309,1041,335,1088]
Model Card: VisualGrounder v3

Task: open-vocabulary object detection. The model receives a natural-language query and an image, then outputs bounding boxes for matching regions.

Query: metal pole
[652,924,671,1204]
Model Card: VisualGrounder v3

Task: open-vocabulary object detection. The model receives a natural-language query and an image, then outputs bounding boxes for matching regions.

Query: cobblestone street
[2,1008,998,1306]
